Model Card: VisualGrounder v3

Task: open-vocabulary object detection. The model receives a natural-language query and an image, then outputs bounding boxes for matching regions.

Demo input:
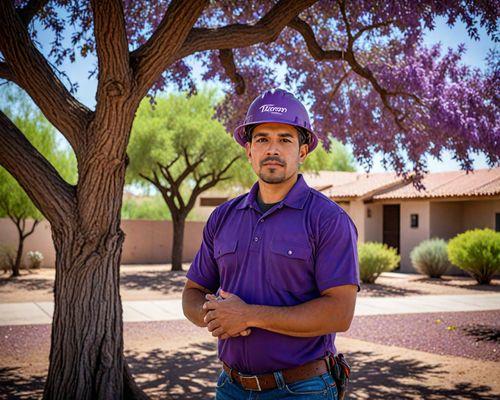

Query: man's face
[245,122,309,184]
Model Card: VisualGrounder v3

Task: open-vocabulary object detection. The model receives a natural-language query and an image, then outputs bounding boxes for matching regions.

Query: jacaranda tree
[0,1,497,398]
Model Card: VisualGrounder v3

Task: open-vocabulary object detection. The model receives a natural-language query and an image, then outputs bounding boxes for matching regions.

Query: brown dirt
[1,266,498,303]
[1,320,499,399]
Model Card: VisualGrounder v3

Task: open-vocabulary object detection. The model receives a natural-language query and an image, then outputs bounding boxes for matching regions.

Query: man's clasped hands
[202,290,253,340]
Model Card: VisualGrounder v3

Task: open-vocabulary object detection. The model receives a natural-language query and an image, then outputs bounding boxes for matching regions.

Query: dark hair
[245,125,310,146]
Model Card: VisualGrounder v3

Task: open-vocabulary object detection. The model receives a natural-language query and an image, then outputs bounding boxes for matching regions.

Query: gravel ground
[2,310,498,367]
[343,310,500,362]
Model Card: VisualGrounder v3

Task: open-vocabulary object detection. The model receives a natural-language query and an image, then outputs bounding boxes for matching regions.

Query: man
[182,89,360,399]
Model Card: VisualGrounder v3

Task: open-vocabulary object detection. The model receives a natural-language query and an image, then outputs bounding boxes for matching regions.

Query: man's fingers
[220,333,231,340]
[203,310,217,324]
[202,300,218,311]
[212,327,225,337]
[205,294,217,301]
[207,319,221,332]
[240,328,251,336]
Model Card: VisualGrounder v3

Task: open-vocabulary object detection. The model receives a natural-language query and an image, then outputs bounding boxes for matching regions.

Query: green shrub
[358,242,400,284]
[410,238,450,278]
[0,245,16,273]
[448,228,500,284]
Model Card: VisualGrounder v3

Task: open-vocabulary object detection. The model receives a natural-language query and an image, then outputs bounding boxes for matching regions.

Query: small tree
[0,85,76,277]
[127,91,254,270]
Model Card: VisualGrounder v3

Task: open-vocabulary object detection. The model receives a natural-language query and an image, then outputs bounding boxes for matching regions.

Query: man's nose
[265,141,280,155]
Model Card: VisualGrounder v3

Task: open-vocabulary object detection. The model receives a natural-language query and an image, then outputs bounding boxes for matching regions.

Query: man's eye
[256,138,267,142]
[282,139,291,142]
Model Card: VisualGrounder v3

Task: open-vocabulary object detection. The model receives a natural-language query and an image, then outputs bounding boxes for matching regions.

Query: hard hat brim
[233,121,318,152]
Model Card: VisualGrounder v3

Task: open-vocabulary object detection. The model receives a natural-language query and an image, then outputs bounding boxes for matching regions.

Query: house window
[410,214,419,228]
[496,213,500,232]
[200,197,228,207]
[367,208,372,218]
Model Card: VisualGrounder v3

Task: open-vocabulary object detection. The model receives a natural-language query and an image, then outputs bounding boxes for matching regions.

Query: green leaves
[447,228,500,284]
[0,85,77,221]
[358,242,400,284]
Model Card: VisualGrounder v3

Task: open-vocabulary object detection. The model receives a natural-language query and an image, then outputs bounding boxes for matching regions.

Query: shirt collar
[237,173,310,210]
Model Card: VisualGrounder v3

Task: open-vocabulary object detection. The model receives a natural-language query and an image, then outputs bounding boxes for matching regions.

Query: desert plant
[358,242,400,283]
[448,228,500,284]
[410,238,450,278]
[27,251,44,269]
[0,245,16,274]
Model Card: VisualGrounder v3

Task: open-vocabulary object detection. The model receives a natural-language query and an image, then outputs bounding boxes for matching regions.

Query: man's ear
[299,143,309,162]
[245,142,252,162]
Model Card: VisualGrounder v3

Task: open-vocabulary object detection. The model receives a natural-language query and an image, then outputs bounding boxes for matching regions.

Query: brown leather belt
[222,356,332,392]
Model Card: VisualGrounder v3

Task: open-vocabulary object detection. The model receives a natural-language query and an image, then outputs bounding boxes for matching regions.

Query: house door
[383,204,400,270]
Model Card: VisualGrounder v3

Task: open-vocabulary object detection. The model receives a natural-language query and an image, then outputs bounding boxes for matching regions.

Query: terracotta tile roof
[303,168,500,200]
[303,171,406,198]
[372,167,500,200]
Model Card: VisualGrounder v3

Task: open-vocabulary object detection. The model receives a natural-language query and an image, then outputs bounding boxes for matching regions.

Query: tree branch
[157,162,186,210]
[138,171,178,213]
[185,155,240,211]
[0,111,76,228]
[90,0,133,106]
[288,17,343,61]
[176,0,318,60]
[131,0,208,96]
[0,1,91,152]
[24,219,40,238]
[0,62,15,82]
[337,0,353,46]
[352,20,396,42]
[16,0,48,27]
[289,16,418,133]
[218,49,245,95]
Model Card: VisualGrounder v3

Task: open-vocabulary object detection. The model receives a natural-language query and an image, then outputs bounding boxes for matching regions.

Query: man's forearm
[247,296,353,337]
[182,287,210,327]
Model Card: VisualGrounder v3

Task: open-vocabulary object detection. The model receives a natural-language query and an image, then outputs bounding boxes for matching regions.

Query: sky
[23,13,499,174]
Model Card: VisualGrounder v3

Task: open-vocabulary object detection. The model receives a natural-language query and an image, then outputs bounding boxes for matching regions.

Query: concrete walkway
[1,293,499,326]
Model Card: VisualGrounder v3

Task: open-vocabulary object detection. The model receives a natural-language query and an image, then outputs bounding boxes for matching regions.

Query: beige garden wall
[0,218,205,268]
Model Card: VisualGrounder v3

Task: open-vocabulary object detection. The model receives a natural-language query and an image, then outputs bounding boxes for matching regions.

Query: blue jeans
[215,369,338,399]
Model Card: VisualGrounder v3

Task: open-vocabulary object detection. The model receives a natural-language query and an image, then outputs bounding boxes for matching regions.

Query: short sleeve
[314,211,361,293]
[186,210,220,293]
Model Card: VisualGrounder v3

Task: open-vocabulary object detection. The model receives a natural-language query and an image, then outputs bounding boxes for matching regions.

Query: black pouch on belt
[328,352,351,400]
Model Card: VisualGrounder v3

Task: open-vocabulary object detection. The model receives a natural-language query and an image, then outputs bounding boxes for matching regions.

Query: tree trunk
[43,226,124,399]
[12,228,24,277]
[42,102,147,398]
[171,214,186,272]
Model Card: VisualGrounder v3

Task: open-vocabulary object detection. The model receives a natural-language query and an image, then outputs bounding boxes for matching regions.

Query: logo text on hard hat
[259,104,287,114]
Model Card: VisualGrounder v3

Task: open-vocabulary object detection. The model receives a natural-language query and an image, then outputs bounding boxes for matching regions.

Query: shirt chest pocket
[214,240,238,270]
[267,240,315,294]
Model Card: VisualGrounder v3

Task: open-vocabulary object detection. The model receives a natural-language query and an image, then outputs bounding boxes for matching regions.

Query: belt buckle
[239,373,262,391]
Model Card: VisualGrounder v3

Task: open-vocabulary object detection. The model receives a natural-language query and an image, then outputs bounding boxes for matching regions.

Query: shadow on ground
[126,344,499,400]
[359,282,424,297]
[1,344,498,399]
[0,367,45,399]
[0,275,53,292]
[462,324,500,343]
[413,277,500,293]
[120,270,187,295]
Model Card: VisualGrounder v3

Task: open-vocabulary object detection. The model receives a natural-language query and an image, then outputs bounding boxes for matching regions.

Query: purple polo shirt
[187,174,361,374]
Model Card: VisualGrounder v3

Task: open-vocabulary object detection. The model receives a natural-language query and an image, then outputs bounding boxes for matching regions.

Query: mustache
[260,156,286,166]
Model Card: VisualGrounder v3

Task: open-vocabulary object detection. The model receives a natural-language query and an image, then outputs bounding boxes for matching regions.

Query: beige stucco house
[194,168,500,274]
